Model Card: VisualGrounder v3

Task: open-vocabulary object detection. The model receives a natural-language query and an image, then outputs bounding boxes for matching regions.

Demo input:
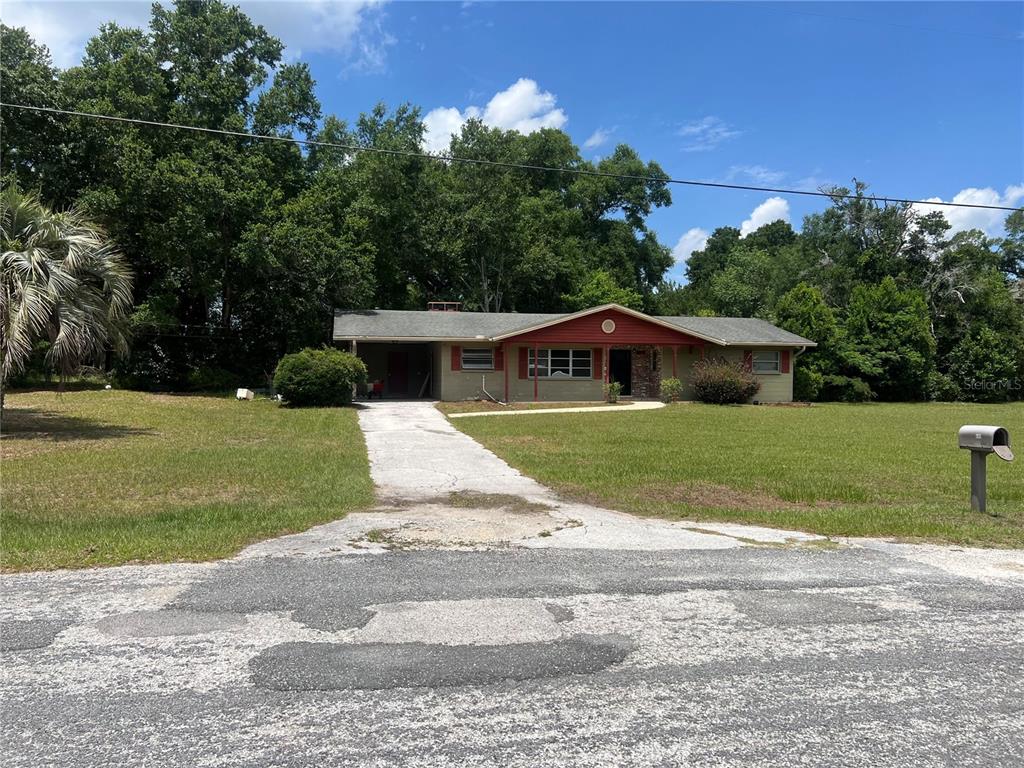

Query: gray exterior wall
[437,343,603,402]
[658,345,794,403]
[436,342,795,403]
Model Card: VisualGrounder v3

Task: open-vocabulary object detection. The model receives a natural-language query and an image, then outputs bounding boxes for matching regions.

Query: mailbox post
[958,425,1014,513]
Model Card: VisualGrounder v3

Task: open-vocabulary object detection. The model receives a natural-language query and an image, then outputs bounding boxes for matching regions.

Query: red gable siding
[504,308,706,346]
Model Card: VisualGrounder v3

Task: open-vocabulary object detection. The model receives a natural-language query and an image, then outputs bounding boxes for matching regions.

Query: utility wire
[2,102,1019,212]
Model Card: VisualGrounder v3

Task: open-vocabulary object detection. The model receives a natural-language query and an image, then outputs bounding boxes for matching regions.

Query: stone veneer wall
[628,345,660,399]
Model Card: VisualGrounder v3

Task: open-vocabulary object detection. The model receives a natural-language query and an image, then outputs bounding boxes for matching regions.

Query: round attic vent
[601,319,616,334]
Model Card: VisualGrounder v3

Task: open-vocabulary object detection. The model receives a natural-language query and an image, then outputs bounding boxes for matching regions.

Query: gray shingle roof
[333,308,815,346]
[655,316,814,346]
[333,309,561,340]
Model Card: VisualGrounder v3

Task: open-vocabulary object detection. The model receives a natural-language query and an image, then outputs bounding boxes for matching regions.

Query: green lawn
[451,402,1024,548]
[1,390,374,571]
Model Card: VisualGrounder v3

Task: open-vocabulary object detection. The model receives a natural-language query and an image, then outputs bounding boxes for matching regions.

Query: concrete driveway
[2,401,1024,767]
[242,401,825,556]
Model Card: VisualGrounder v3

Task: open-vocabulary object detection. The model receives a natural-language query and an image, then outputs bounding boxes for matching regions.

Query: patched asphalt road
[3,546,1023,767]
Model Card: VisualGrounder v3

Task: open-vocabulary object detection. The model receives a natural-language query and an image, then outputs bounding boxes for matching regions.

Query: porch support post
[503,342,509,403]
[533,343,539,402]
[351,340,359,400]
[603,344,610,384]
[671,345,678,378]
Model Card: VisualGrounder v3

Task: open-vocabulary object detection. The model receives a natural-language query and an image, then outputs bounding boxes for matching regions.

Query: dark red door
[386,350,408,396]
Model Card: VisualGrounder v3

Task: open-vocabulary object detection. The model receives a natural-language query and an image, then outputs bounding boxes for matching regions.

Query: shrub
[947,326,1019,403]
[273,348,367,407]
[819,374,874,403]
[926,371,961,402]
[793,367,823,402]
[691,358,760,405]
[603,381,622,403]
[660,377,685,403]
[186,366,240,392]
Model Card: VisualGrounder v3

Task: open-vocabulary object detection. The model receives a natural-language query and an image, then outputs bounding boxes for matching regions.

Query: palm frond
[1,187,134,389]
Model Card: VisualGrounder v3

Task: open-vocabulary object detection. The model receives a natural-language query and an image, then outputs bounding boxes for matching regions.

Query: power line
[2,101,1019,213]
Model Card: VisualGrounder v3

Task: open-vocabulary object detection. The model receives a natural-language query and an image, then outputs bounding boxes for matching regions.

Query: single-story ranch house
[333,303,815,403]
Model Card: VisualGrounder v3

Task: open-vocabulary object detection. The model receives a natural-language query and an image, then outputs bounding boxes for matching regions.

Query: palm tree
[1,187,133,405]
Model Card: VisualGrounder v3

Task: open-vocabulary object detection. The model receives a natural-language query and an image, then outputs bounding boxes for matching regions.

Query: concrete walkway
[448,400,665,418]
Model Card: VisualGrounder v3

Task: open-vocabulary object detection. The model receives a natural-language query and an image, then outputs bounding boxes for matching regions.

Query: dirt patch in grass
[414,491,554,515]
[165,485,251,505]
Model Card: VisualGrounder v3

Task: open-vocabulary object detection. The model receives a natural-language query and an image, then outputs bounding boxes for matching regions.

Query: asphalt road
[3,545,1023,767]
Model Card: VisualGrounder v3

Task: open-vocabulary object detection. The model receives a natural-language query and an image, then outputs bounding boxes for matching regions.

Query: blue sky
[7,1,1023,281]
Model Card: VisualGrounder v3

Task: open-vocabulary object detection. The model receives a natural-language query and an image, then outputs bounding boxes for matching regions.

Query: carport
[347,341,435,398]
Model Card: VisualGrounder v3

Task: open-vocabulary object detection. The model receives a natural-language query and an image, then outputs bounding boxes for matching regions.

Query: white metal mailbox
[958,424,1013,513]
[958,425,1013,461]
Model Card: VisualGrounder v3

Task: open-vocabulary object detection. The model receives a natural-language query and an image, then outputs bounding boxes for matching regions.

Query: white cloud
[671,228,710,264]
[740,196,790,236]
[583,127,612,151]
[421,78,568,154]
[2,1,150,68]
[422,107,472,154]
[678,116,741,152]
[483,78,566,133]
[2,0,390,71]
[911,185,1024,237]
[724,164,786,185]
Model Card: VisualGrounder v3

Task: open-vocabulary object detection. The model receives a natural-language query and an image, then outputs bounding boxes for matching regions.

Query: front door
[609,349,632,396]
[386,350,409,396]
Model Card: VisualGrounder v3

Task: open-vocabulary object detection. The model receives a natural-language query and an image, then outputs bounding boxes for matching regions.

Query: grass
[437,401,624,415]
[451,402,1024,548]
[1,390,374,571]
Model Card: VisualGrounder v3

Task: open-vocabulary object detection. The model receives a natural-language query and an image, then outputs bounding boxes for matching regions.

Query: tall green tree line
[659,183,1024,402]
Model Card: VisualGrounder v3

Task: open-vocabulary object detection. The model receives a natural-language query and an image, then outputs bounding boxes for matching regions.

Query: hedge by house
[273,348,367,407]
[692,358,761,405]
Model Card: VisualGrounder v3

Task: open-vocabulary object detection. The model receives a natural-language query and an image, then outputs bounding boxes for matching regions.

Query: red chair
[369,380,384,399]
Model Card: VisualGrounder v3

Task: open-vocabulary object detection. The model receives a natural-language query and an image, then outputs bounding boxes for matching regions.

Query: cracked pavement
[2,401,1023,766]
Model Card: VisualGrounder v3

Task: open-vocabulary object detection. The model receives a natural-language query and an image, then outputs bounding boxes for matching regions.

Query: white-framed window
[461,347,494,370]
[752,351,781,374]
[528,348,592,378]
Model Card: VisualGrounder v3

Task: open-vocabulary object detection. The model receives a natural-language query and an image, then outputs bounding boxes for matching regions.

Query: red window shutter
[451,345,461,371]
[780,350,790,374]
[742,350,752,371]
[518,347,529,379]
[592,348,603,380]
[494,346,504,371]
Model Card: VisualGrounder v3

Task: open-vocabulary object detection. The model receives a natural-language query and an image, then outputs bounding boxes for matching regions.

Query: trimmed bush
[660,377,685,403]
[274,348,367,407]
[691,358,760,405]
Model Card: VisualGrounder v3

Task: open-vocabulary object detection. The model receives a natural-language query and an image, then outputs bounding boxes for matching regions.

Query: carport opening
[347,342,435,398]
